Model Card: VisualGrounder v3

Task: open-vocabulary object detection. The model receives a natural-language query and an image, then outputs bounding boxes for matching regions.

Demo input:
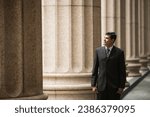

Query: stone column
[0,0,47,99]
[101,0,125,48]
[42,0,100,99]
[146,0,150,69]
[138,0,149,73]
[115,0,126,51]
[101,0,130,86]
[101,0,115,41]
[125,0,141,77]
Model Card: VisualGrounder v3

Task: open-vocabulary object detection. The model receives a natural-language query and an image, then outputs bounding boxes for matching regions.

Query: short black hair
[105,32,117,41]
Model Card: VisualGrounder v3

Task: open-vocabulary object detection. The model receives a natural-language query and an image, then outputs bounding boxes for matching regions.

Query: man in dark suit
[91,32,126,100]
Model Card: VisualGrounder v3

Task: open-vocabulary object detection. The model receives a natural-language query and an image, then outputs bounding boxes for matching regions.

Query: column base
[43,73,91,86]
[147,55,150,69]
[44,84,95,100]
[139,56,149,73]
[43,73,130,100]
[126,58,141,77]
[43,73,95,99]
[126,70,129,76]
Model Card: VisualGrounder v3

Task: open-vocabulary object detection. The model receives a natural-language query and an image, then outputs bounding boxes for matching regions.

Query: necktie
[106,48,110,57]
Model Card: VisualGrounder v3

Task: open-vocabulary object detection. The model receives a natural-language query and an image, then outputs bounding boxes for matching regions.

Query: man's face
[103,35,114,47]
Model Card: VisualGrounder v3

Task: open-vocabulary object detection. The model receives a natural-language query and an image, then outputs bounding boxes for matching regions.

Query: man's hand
[92,87,97,92]
[116,88,123,94]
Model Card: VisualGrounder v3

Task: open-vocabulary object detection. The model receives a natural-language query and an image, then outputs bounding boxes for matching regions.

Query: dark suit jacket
[91,46,126,92]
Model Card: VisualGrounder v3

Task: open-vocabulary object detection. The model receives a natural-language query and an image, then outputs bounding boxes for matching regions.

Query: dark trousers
[96,85,121,100]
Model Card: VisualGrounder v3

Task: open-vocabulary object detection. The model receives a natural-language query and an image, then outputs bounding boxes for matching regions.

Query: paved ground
[122,72,150,100]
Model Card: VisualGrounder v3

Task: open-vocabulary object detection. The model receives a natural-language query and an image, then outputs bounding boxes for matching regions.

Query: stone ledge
[3,94,48,100]
[121,70,150,99]
[44,73,91,78]
[44,84,91,91]
[44,90,95,100]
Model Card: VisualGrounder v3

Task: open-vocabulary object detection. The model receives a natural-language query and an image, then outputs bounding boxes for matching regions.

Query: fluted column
[138,0,149,73]
[42,0,100,99]
[125,0,141,77]
[101,0,125,49]
[147,0,150,69]
[0,0,5,97]
[101,0,115,38]
[101,0,130,85]
[0,0,47,99]
[115,0,126,51]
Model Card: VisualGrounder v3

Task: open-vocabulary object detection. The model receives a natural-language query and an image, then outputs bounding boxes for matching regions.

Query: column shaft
[125,0,141,77]
[138,0,149,73]
[101,0,115,41]
[0,0,47,99]
[42,0,100,99]
[115,0,126,51]
[0,0,5,97]
[101,0,126,50]
[148,0,150,68]
[4,0,23,97]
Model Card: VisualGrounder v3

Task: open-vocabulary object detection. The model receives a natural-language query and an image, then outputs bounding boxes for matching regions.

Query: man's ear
[112,39,115,43]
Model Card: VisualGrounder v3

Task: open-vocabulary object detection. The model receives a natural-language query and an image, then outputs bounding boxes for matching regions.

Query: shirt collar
[105,45,113,52]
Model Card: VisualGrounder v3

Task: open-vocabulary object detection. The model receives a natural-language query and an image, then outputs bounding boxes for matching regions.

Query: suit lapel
[100,46,116,60]
[108,46,116,58]
[102,46,107,58]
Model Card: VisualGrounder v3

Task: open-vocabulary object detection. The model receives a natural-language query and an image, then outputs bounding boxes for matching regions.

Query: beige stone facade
[42,0,100,99]
[42,0,150,99]
[0,0,150,99]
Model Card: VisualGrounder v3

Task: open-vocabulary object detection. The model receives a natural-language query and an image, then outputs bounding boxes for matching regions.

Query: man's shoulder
[96,46,104,51]
[113,46,124,52]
